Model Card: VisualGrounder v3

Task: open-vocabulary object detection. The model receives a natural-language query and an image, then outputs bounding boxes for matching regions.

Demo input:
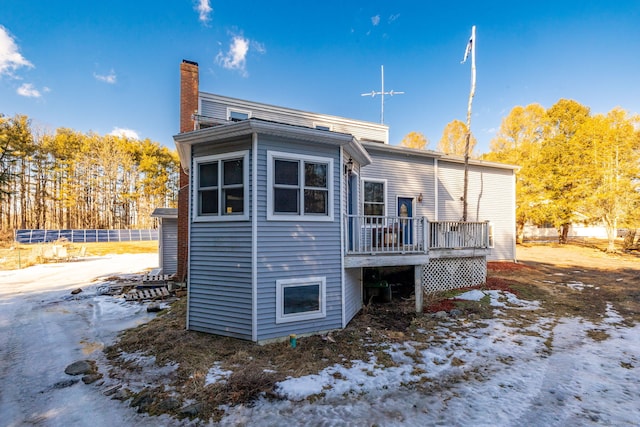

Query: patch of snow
[604,303,625,325]
[456,289,486,301]
[205,363,233,386]
[456,289,540,310]
[565,281,595,291]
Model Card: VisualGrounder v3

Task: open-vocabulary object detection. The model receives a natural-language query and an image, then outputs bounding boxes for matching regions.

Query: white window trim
[267,150,334,222]
[227,107,252,121]
[192,150,250,222]
[276,276,326,324]
[362,178,387,218]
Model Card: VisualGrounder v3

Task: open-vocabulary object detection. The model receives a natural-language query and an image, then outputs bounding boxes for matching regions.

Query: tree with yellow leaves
[486,99,640,250]
[438,120,477,155]
[399,131,428,149]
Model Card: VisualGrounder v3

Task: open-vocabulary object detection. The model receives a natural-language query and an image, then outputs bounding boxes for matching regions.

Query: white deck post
[415,264,423,313]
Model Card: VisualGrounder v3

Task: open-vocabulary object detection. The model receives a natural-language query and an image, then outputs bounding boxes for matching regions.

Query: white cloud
[388,13,400,24]
[94,70,117,84]
[195,0,213,23]
[109,127,139,140]
[216,34,265,77]
[0,25,33,77]
[371,15,381,26]
[17,83,41,98]
[251,40,266,55]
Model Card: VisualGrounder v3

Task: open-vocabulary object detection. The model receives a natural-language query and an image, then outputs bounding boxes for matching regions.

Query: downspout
[185,150,193,329]
[512,169,517,263]
[340,148,346,328]
[252,132,258,341]
[433,158,439,221]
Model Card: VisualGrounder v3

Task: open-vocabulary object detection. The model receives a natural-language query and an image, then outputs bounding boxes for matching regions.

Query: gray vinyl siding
[160,218,177,275]
[438,160,516,260]
[188,139,254,340]
[199,93,389,144]
[436,162,465,221]
[360,151,437,220]
[344,268,362,324]
[255,136,343,341]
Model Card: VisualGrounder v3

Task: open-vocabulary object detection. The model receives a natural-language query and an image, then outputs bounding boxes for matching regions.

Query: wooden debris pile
[98,273,186,301]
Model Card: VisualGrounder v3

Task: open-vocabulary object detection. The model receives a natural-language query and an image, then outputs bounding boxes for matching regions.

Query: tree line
[400,99,640,251]
[0,114,180,234]
[483,100,640,251]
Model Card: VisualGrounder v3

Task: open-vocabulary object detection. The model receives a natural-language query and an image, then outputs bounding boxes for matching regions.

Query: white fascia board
[174,119,361,172]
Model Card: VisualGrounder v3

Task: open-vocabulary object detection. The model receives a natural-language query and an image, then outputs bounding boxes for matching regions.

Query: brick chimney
[177,59,198,282]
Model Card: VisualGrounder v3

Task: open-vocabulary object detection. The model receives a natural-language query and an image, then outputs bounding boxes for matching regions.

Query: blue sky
[1,1,639,153]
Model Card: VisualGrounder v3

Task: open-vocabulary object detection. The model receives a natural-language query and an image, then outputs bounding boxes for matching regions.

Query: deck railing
[345,216,490,255]
[427,220,490,250]
[345,215,425,254]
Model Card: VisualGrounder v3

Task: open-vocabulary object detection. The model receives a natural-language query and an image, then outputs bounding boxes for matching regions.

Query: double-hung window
[194,151,249,221]
[363,179,386,218]
[267,151,333,221]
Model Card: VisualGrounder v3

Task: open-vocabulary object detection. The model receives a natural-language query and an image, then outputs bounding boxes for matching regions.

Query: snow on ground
[0,254,183,427]
[2,255,639,426]
[220,293,640,426]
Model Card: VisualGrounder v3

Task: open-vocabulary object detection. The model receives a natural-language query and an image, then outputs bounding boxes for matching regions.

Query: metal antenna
[361,65,404,124]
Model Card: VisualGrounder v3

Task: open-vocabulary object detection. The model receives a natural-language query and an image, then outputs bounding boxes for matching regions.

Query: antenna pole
[380,65,385,123]
[361,65,404,124]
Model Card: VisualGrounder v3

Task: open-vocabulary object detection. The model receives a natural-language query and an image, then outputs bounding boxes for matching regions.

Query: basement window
[276,277,326,323]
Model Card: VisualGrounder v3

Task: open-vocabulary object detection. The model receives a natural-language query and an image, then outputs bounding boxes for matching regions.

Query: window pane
[283,284,320,314]
[364,203,384,216]
[223,188,243,214]
[364,181,384,203]
[304,190,327,214]
[200,189,218,214]
[229,110,249,121]
[275,160,298,185]
[223,159,243,185]
[199,163,218,188]
[274,188,299,213]
[305,162,327,188]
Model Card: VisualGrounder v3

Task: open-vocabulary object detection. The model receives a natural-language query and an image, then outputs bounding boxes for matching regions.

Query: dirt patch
[491,243,640,323]
[104,242,640,422]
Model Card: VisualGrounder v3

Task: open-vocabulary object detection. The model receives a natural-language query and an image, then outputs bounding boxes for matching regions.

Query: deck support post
[414,264,423,313]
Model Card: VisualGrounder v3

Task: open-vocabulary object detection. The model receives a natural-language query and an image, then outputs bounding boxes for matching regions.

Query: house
[174,60,517,343]
[151,207,178,276]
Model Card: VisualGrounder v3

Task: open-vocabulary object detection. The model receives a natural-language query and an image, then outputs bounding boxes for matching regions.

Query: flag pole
[462,25,476,222]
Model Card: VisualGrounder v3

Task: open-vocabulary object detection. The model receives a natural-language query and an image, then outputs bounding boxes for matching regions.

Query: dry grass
[105,297,422,421]
[0,240,157,270]
[102,242,640,422]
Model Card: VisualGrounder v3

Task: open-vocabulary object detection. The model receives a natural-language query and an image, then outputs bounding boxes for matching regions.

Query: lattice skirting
[421,256,487,294]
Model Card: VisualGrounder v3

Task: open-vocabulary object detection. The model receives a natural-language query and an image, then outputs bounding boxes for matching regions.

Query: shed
[151,208,178,276]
